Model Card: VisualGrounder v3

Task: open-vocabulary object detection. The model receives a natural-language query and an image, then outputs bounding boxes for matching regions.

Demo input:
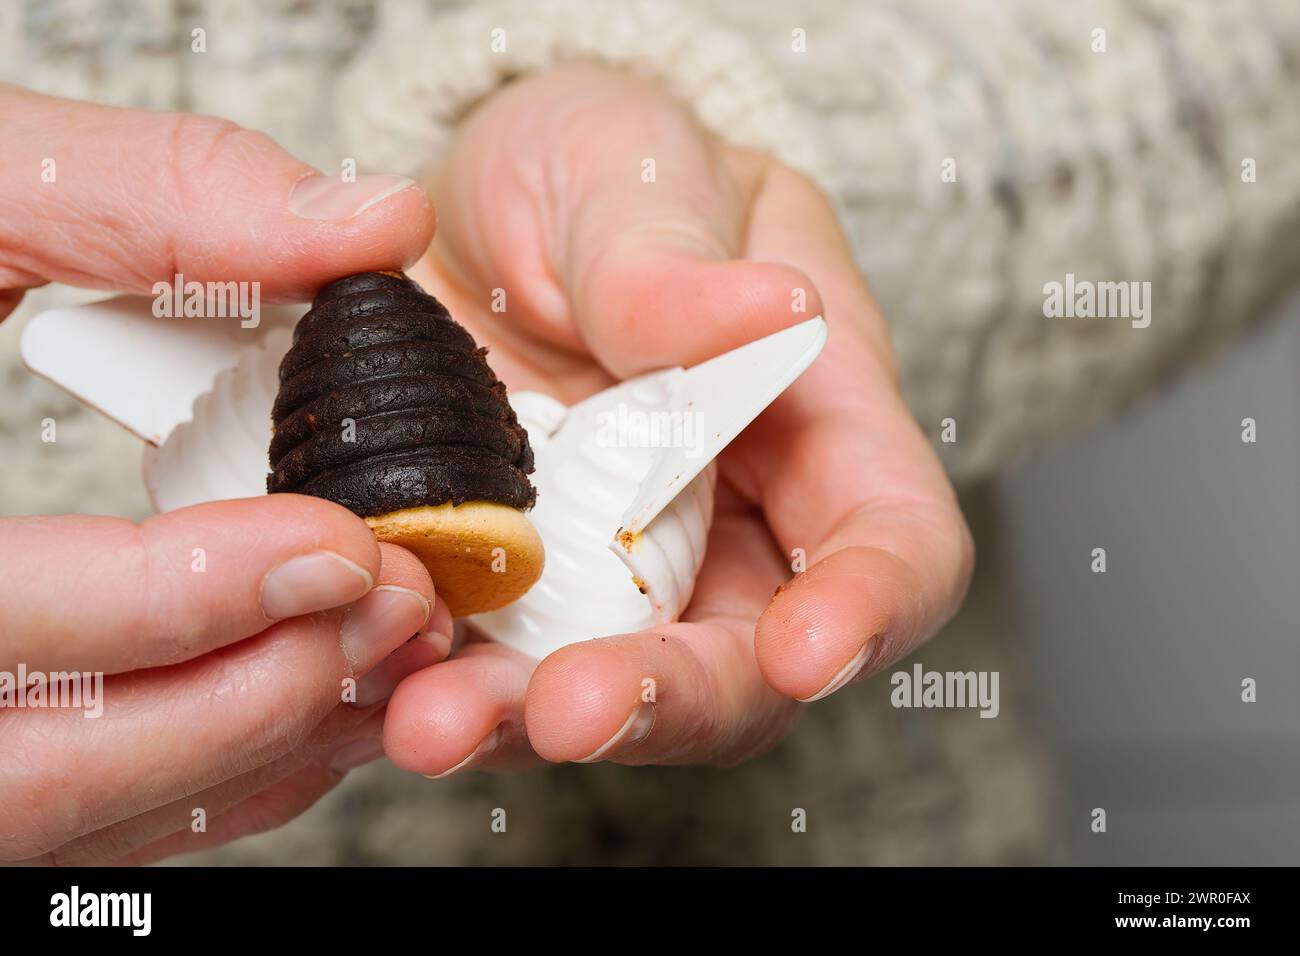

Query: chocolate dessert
[268,271,535,515]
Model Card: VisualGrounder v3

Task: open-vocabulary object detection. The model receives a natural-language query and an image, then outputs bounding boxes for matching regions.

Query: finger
[0,84,435,304]
[430,65,822,376]
[729,162,974,701]
[33,610,447,866]
[106,725,381,866]
[525,500,800,766]
[382,641,539,777]
[0,494,382,675]
[28,709,386,866]
[353,594,453,708]
[110,763,343,867]
[0,543,432,862]
[560,108,823,375]
[572,249,821,378]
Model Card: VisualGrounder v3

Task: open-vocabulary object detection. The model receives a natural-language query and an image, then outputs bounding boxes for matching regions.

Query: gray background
[999,291,1300,864]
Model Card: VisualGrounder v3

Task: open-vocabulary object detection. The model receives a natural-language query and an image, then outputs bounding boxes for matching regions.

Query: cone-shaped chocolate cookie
[269,271,542,615]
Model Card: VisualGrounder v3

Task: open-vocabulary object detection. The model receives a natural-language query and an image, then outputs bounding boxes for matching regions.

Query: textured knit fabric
[335,0,1300,482]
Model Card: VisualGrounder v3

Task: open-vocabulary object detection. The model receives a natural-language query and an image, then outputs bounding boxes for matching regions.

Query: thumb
[0,84,435,311]
[570,233,823,378]
[555,113,822,376]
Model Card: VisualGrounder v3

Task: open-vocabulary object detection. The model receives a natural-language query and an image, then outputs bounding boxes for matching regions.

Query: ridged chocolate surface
[268,272,535,516]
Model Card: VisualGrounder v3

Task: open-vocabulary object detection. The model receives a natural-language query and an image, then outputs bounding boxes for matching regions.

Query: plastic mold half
[22,296,826,660]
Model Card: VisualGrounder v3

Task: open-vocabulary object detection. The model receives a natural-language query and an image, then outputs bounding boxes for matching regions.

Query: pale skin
[0,66,971,863]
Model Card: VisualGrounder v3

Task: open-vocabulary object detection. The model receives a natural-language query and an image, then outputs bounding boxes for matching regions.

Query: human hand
[385,65,974,772]
[0,85,447,863]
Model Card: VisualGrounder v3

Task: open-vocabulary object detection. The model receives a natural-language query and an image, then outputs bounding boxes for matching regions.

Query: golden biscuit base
[365,501,544,617]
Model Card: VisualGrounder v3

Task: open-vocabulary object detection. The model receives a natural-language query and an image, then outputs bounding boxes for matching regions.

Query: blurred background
[1,0,1298,864]
[1004,292,1300,865]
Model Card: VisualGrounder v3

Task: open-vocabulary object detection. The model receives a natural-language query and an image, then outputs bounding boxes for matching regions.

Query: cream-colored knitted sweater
[334,0,1300,482]
[4,0,1299,489]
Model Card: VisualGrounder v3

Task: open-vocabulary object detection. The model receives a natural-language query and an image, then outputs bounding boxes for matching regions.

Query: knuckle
[169,114,254,176]
[119,518,204,669]
[164,114,271,224]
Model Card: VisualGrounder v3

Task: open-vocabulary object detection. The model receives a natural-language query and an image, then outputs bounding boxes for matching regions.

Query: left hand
[0,83,441,862]
[384,65,974,772]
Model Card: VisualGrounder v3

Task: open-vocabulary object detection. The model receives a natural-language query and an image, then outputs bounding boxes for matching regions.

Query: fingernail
[261,550,373,620]
[289,173,417,220]
[340,585,431,670]
[353,646,414,707]
[797,642,872,703]
[420,596,455,659]
[415,629,453,661]
[574,701,656,763]
[329,736,385,773]
[424,726,502,780]
[351,634,445,706]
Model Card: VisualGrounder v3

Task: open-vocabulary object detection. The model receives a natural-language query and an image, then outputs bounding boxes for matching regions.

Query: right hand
[383,65,972,773]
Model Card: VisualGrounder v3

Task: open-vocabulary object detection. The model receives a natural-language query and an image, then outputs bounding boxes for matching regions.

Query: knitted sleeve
[338,0,1300,484]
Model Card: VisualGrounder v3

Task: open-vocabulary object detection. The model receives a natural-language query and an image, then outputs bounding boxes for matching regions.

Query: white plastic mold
[21,295,826,660]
